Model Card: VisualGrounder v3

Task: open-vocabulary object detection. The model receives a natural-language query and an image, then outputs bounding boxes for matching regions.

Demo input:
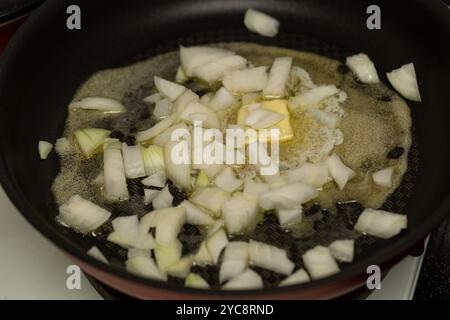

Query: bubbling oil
[52,43,412,222]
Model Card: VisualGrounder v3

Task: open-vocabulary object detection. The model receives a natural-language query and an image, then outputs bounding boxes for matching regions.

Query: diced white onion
[193,55,247,83]
[144,189,160,205]
[126,256,167,281]
[258,182,318,210]
[121,143,146,179]
[141,145,165,176]
[222,268,263,290]
[207,219,225,237]
[164,140,192,191]
[302,246,340,280]
[38,140,53,160]
[154,240,183,272]
[154,206,186,246]
[166,255,194,278]
[93,171,104,185]
[192,163,224,180]
[103,140,129,201]
[58,195,111,234]
[219,241,249,283]
[74,128,111,158]
[243,178,270,202]
[173,90,200,115]
[185,273,210,289]
[152,184,173,209]
[54,137,71,155]
[194,241,214,265]
[141,170,167,188]
[346,53,380,84]
[199,93,214,106]
[69,97,125,113]
[329,239,354,263]
[107,215,155,249]
[242,92,262,105]
[87,246,108,264]
[279,268,310,286]
[248,240,295,275]
[244,106,285,129]
[276,207,302,226]
[386,63,421,102]
[127,248,151,259]
[244,8,280,37]
[208,87,238,111]
[175,66,189,83]
[326,153,356,190]
[195,170,210,187]
[154,76,186,102]
[355,208,407,239]
[143,93,162,104]
[214,167,243,193]
[136,114,176,142]
[180,46,234,77]
[152,122,191,147]
[223,66,268,94]
[222,194,259,235]
[206,228,229,264]
[179,200,215,226]
[139,207,176,234]
[263,57,292,97]
[189,187,230,216]
[285,161,329,188]
[288,85,339,109]
[373,167,394,188]
[153,98,172,119]
[180,102,221,128]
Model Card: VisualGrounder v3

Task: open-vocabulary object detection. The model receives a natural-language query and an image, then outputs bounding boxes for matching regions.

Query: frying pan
[0,0,449,299]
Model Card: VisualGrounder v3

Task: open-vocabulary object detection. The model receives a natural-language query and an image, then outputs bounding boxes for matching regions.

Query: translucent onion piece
[279,268,310,287]
[194,241,214,265]
[193,55,247,83]
[180,46,234,77]
[346,53,380,84]
[222,194,259,235]
[219,241,249,283]
[222,268,263,290]
[263,57,292,97]
[208,87,238,111]
[173,89,200,115]
[276,207,302,226]
[288,85,339,109]
[103,139,129,201]
[258,182,318,210]
[153,98,172,119]
[154,240,183,272]
[244,8,280,37]
[372,167,394,188]
[185,273,210,289]
[243,178,270,202]
[175,66,189,83]
[189,187,230,216]
[302,245,340,280]
[206,228,229,264]
[143,93,161,104]
[154,76,186,102]
[244,107,285,129]
[248,240,295,275]
[164,140,192,191]
[38,140,53,160]
[326,153,356,190]
[152,122,191,147]
[354,208,407,239]
[154,206,186,246]
[126,255,167,281]
[308,108,340,129]
[179,200,215,226]
[74,128,111,158]
[144,189,160,205]
[386,63,421,102]
[127,248,151,259]
[136,114,176,143]
[214,167,243,193]
[180,102,221,128]
[329,239,354,263]
[285,161,329,188]
[87,246,108,264]
[152,185,174,210]
[107,215,155,250]
[141,170,167,188]
[166,255,194,278]
[223,66,268,94]
[121,143,146,179]
[141,145,165,176]
[69,97,125,113]
[54,137,70,155]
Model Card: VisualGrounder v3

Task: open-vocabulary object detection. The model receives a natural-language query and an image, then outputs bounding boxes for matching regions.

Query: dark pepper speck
[110,130,125,140]
[338,64,350,74]
[336,201,364,226]
[387,146,404,159]
[378,95,392,102]
[123,135,136,146]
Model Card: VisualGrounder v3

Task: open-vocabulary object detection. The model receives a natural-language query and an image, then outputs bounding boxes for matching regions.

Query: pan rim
[0,0,450,298]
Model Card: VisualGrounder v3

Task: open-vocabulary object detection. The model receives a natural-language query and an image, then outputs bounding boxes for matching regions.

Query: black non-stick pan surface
[0,0,449,298]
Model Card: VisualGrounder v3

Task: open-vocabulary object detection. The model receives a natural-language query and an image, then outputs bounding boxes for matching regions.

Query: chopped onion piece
[154,240,183,272]
[244,8,279,37]
[302,246,340,280]
[93,171,104,185]
[152,185,174,209]
[139,207,177,234]
[346,53,380,84]
[87,246,108,264]
[127,248,151,259]
[386,63,421,102]
[173,89,200,115]
[279,268,310,287]
[58,195,111,233]
[152,122,191,147]
[153,98,172,119]
[69,97,125,113]
[121,143,146,179]
[74,128,111,158]
[242,92,262,105]
[220,241,249,283]
[193,55,247,83]
[141,145,165,176]
[208,87,237,111]
[244,107,285,129]
[258,182,318,210]
[141,170,166,188]
[206,228,229,264]
[136,114,176,142]
[54,137,71,155]
[180,46,234,77]
[243,178,270,202]
[223,66,268,94]
[308,108,340,129]
[103,139,129,201]
[263,57,292,97]
[180,102,221,128]
[222,194,259,235]
[107,215,155,249]
[189,187,230,216]
[195,170,210,187]
[329,239,354,263]
[355,208,407,239]
[144,189,160,205]
[207,219,225,237]
[154,206,186,246]
[143,93,161,104]
[326,153,356,190]
[285,161,329,188]
[248,240,295,275]
[373,167,394,188]
[276,207,302,226]
[222,268,263,290]
[164,140,192,191]
[154,76,186,102]
[166,255,194,278]
[175,66,188,83]
[38,140,53,159]
[214,167,243,193]
[179,200,215,226]
[185,273,210,289]
[288,85,339,109]
[194,241,214,265]
[199,92,214,106]
[192,163,224,180]
[126,256,167,281]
